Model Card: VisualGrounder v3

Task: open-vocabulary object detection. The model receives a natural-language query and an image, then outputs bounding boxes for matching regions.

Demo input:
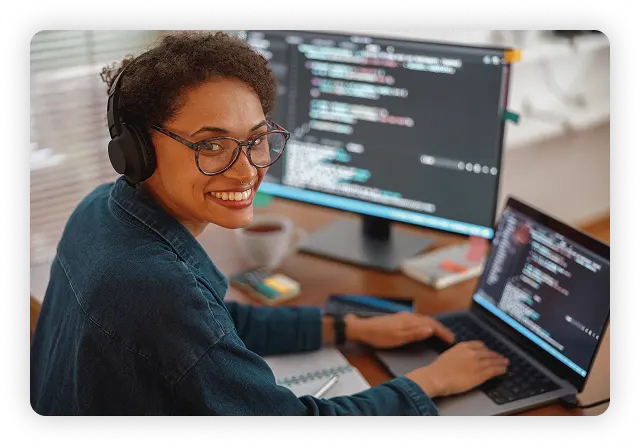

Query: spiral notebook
[263,348,371,398]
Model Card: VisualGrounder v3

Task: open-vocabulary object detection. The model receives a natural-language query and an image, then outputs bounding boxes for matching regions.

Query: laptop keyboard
[434,316,560,405]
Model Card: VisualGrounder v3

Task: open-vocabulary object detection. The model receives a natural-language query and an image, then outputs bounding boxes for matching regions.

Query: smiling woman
[30,31,507,416]
[99,33,281,233]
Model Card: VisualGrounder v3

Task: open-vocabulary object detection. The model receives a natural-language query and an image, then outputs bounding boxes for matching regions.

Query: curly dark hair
[100,31,277,133]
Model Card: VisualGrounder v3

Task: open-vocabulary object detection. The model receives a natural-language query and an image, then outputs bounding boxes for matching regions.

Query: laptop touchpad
[375,342,441,377]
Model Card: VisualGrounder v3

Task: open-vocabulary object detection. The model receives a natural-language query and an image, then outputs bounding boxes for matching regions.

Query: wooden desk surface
[197,198,610,416]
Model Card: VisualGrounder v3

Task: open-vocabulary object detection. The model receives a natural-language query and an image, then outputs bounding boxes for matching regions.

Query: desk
[197,198,610,416]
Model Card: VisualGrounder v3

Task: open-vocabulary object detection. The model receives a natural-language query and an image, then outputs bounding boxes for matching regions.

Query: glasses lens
[197,139,239,174]
[250,132,287,167]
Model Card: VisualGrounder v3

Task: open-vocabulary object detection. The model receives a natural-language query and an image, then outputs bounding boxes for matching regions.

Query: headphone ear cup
[108,136,128,175]
[128,124,156,182]
[108,125,145,184]
[107,121,156,185]
[131,127,156,181]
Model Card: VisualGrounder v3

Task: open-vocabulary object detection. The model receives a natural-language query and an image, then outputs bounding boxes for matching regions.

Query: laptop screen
[473,205,610,378]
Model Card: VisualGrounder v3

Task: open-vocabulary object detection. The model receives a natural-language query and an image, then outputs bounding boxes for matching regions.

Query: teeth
[211,189,253,201]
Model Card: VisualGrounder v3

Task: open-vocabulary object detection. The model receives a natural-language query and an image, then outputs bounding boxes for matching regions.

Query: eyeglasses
[151,121,290,176]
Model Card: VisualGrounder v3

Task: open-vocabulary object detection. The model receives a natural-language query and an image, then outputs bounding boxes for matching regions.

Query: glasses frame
[151,121,291,176]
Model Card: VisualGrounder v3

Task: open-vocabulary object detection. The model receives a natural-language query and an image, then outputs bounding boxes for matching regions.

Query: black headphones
[107,59,157,185]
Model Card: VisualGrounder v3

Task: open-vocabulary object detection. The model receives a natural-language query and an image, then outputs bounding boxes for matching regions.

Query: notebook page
[263,347,371,398]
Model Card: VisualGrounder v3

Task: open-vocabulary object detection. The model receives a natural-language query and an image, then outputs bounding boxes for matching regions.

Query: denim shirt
[30,177,438,416]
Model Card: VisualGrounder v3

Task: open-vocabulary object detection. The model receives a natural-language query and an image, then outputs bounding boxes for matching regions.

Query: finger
[426,319,456,344]
[462,340,486,350]
[404,325,435,341]
[398,314,434,332]
[480,355,509,367]
[475,349,508,361]
[476,355,509,368]
[401,315,455,343]
[398,314,430,329]
[481,364,509,380]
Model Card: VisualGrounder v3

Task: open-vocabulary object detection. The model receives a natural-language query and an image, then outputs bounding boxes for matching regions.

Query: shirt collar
[108,176,228,288]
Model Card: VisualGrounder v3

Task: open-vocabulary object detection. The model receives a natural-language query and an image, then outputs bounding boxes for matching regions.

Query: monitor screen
[473,206,610,378]
[242,31,511,238]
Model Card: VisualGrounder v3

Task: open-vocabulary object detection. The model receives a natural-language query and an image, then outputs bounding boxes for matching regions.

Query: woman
[30,32,508,415]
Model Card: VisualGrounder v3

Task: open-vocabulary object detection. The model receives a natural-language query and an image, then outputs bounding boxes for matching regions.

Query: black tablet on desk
[325,294,415,318]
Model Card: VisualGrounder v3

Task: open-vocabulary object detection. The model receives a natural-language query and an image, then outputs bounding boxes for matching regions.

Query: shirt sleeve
[173,330,439,416]
[224,301,323,356]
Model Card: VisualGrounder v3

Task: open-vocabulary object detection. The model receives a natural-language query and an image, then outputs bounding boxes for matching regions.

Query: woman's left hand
[345,312,455,349]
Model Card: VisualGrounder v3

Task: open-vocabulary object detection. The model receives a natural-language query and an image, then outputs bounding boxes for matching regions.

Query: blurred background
[29,30,610,270]
[30,31,158,265]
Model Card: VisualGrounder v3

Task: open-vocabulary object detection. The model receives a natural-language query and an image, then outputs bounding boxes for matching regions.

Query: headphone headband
[106,54,157,185]
[107,58,136,139]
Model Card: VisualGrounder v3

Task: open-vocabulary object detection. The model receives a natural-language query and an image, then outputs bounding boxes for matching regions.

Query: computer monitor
[242,31,512,271]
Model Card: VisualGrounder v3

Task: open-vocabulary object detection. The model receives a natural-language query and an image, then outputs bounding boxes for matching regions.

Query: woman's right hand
[406,341,509,398]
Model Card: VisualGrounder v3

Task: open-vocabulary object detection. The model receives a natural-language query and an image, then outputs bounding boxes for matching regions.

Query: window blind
[30,31,160,266]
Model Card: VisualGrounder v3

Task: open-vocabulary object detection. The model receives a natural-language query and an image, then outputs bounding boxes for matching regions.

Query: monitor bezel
[470,196,610,392]
[250,30,513,240]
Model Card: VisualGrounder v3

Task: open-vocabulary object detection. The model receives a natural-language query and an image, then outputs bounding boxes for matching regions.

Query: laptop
[375,197,610,415]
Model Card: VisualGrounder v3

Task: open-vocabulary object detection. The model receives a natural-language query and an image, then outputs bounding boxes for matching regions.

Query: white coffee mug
[235,214,306,269]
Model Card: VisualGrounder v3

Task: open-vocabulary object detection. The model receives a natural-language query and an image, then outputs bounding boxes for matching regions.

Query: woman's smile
[205,184,255,209]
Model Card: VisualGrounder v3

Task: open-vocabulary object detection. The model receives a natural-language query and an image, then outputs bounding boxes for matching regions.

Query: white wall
[347,30,610,224]
[499,122,610,225]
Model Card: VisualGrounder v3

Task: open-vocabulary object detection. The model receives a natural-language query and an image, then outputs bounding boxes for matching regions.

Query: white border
[0,0,640,445]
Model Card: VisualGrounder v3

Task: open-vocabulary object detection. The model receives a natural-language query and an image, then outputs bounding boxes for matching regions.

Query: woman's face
[148,77,268,231]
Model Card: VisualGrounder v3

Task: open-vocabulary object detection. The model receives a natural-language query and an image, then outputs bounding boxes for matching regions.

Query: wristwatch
[333,313,346,346]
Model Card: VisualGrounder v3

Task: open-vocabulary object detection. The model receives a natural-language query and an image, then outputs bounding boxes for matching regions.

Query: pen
[313,374,340,398]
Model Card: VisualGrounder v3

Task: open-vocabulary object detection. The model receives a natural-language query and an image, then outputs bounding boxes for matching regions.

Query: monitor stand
[299,215,435,272]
